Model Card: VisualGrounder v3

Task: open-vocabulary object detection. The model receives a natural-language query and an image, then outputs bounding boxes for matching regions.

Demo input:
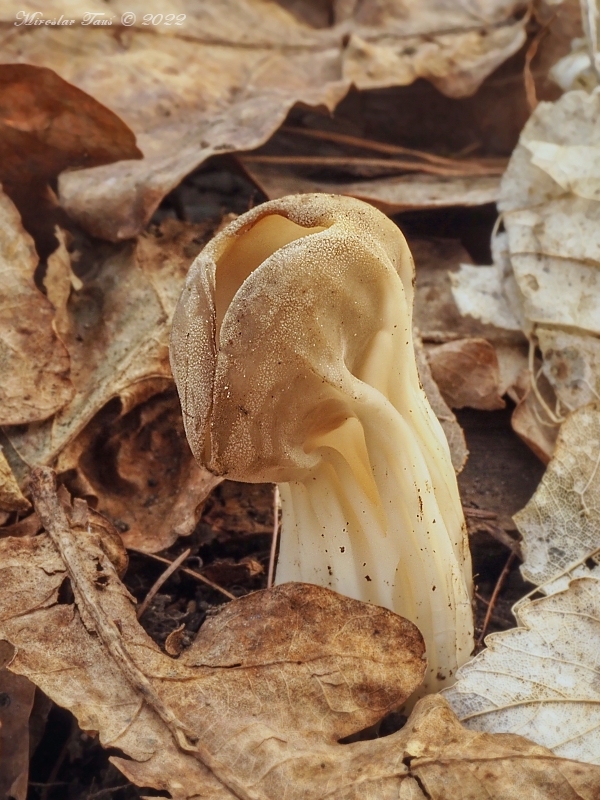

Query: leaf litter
[1,1,600,796]
[2,469,600,800]
[0,0,531,240]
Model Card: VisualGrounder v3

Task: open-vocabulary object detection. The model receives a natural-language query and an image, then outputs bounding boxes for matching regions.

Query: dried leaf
[445,576,600,766]
[514,403,600,590]
[0,189,73,425]
[427,338,506,411]
[0,63,141,180]
[2,220,212,470]
[2,469,600,799]
[0,646,35,800]
[0,63,141,256]
[414,331,468,474]
[0,449,29,513]
[0,0,528,240]
[71,389,222,552]
[538,328,600,411]
[241,161,503,214]
[508,366,559,465]
[0,468,425,798]
[451,89,600,457]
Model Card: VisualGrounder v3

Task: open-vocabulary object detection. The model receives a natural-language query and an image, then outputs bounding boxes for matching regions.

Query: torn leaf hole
[57,576,74,605]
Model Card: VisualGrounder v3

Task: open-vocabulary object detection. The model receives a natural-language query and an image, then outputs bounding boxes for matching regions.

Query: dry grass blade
[267,485,281,590]
[129,549,236,601]
[242,154,506,177]
[282,125,509,171]
[476,550,517,648]
[137,548,191,620]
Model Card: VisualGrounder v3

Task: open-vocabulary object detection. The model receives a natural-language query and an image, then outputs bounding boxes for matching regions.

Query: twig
[463,507,498,520]
[282,125,508,170]
[481,521,523,560]
[267,485,281,589]
[476,551,517,649]
[137,548,191,620]
[241,154,506,177]
[129,549,236,601]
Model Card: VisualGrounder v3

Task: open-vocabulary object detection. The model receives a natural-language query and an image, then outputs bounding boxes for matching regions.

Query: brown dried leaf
[427,338,506,411]
[2,220,212,470]
[414,331,468,474]
[412,238,526,346]
[0,189,73,425]
[0,449,29,513]
[0,1,527,240]
[0,63,141,180]
[241,161,503,214]
[2,470,599,799]
[0,63,141,257]
[0,468,425,798]
[0,646,35,800]
[0,511,41,540]
[71,389,221,553]
[509,367,559,464]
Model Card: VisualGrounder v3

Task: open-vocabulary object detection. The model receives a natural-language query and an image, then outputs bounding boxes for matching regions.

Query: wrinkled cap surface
[170,193,415,483]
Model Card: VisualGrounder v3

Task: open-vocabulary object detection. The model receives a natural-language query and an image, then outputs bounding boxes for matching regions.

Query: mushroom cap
[170,193,415,483]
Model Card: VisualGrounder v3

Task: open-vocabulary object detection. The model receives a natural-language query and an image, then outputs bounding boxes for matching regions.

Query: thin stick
[137,548,191,619]
[241,154,506,177]
[129,548,236,601]
[463,507,498,520]
[476,551,517,649]
[282,125,508,170]
[267,485,281,589]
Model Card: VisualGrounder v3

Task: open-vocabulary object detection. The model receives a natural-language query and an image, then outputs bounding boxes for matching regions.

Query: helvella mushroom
[170,194,473,693]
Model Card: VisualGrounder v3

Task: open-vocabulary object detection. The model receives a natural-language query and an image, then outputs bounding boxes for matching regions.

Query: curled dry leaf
[2,219,212,471]
[2,469,599,799]
[427,338,506,411]
[0,63,141,256]
[0,0,527,240]
[514,403,600,591]
[0,189,73,426]
[452,89,600,344]
[507,364,560,465]
[68,389,222,552]
[446,576,600,766]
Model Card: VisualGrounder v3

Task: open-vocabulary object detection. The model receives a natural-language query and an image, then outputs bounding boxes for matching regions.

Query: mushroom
[170,194,473,692]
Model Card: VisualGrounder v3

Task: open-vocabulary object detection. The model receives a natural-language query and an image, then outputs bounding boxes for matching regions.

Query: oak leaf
[0,189,73,426]
[2,469,600,799]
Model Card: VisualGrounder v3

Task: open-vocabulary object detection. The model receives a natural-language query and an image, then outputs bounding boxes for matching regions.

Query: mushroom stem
[276,275,471,692]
